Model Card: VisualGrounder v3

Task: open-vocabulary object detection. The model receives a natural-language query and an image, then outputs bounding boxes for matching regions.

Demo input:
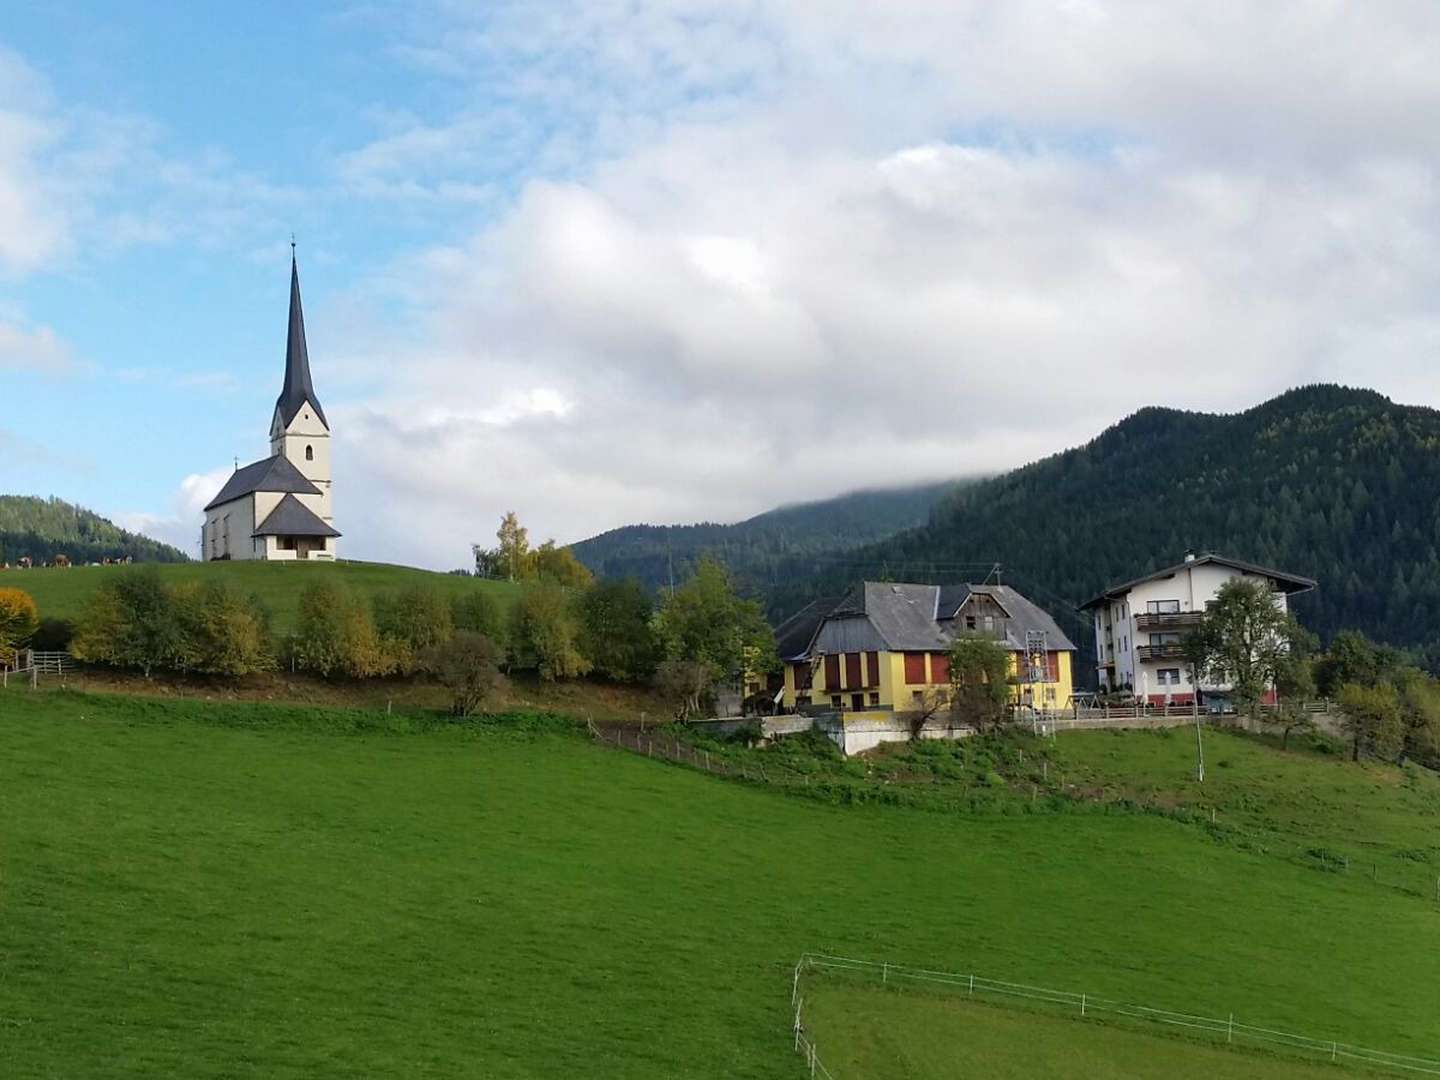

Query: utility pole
[1194,708,1206,783]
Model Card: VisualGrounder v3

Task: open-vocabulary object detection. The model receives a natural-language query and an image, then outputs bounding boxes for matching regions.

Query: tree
[1394,669,1440,765]
[71,569,182,678]
[1186,578,1305,717]
[533,540,594,587]
[1338,682,1404,762]
[948,635,1012,733]
[1313,630,1402,698]
[180,581,274,676]
[655,659,714,721]
[1272,624,1318,749]
[495,511,532,583]
[374,587,453,654]
[654,556,777,689]
[421,631,504,716]
[452,589,508,649]
[294,581,390,678]
[472,544,505,580]
[0,587,39,666]
[577,579,658,682]
[510,584,591,680]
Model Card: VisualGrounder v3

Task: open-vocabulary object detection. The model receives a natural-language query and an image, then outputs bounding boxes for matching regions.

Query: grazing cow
[17,556,32,569]
[53,554,71,568]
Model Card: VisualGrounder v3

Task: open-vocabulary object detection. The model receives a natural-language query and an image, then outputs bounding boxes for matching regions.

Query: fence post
[1081,993,1086,1017]
[1228,1013,1234,1044]
[882,962,888,984]
[1331,1042,1338,1062]
[968,974,974,996]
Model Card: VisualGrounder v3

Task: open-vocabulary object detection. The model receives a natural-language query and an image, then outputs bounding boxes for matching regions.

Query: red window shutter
[824,654,840,689]
[904,653,927,683]
[845,652,862,690]
[930,652,950,685]
[867,652,880,687]
[794,662,812,690]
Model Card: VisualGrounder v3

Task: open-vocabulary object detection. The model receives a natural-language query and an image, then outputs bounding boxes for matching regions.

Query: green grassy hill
[7,559,522,632]
[2,691,1437,1077]
[805,987,1355,1079]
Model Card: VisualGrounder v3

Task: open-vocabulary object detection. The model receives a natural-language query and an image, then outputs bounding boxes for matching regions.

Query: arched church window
[305,445,314,461]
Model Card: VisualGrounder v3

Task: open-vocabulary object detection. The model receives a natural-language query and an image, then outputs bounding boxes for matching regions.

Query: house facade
[201,253,340,561]
[776,582,1075,715]
[1080,552,1315,704]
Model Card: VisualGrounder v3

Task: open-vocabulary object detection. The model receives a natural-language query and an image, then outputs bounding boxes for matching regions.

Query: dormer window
[305,445,314,461]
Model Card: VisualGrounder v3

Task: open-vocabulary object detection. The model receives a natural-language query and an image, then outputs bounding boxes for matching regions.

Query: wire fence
[791,952,1440,1077]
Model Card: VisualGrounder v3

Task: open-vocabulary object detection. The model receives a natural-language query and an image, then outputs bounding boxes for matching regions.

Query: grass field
[3,690,1439,1078]
[803,986,1360,1079]
[7,559,523,631]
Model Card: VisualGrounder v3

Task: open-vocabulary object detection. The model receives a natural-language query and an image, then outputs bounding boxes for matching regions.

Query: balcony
[1135,643,1188,661]
[1134,611,1204,631]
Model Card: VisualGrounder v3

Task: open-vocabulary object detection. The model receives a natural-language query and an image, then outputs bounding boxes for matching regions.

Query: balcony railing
[1134,611,1204,631]
[1135,643,1188,661]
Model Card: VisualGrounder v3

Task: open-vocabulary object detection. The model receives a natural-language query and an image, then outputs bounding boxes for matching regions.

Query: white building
[201,254,340,561]
[1080,552,1314,705]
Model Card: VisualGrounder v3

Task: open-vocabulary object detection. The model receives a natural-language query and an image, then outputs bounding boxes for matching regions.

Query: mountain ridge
[0,495,189,566]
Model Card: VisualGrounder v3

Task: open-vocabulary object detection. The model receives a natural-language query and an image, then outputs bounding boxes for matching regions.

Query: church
[201,254,340,560]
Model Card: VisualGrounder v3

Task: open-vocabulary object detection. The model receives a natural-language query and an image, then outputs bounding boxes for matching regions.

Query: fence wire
[791,952,1440,1077]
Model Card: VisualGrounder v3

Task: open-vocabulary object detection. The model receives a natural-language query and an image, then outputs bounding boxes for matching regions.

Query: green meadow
[803,986,1370,1079]
[2,689,1438,1077]
[8,560,522,632]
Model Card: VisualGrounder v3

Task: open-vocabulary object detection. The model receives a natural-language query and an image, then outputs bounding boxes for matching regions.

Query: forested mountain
[769,385,1440,667]
[0,496,188,565]
[572,480,966,594]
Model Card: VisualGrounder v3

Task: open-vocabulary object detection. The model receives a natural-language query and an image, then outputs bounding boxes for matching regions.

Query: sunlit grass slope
[805,987,1361,1079]
[1,690,1438,1078]
[8,559,521,631]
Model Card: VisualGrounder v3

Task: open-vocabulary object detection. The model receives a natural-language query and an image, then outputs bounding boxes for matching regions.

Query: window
[851,693,865,711]
[965,616,977,630]
[305,445,314,461]
[1146,599,1181,614]
[866,651,880,686]
[1150,632,1181,646]
[868,692,880,706]
[904,652,927,684]
[824,654,840,689]
[912,690,924,703]
[830,695,842,709]
[845,652,863,689]
[929,652,950,684]
[1045,686,1056,701]
[793,662,813,690]
[1158,668,1182,686]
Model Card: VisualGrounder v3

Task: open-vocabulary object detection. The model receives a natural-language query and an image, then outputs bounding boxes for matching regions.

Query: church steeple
[274,249,327,430]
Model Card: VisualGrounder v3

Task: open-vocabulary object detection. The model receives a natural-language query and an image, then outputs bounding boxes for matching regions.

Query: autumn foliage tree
[0,587,40,666]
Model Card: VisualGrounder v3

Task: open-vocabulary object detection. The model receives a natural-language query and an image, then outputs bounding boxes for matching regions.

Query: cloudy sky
[5,3,1440,568]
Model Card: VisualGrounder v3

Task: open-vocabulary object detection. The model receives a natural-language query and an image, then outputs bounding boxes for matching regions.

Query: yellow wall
[782,648,1074,713]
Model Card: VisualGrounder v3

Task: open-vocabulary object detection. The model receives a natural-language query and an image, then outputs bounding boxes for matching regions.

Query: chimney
[1183,549,1197,563]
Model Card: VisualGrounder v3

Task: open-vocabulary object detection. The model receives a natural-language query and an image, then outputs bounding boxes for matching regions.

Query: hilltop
[10,559,522,634]
[0,495,188,566]
[762,385,1440,661]
[571,480,965,594]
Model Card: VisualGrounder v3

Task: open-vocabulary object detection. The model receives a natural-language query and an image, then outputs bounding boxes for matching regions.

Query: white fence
[791,952,1440,1077]
[0,650,72,687]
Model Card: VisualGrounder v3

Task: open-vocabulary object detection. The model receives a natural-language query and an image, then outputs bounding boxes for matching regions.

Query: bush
[71,570,183,677]
[452,590,508,650]
[294,581,391,679]
[178,581,274,676]
[510,584,590,681]
[374,586,452,657]
[576,579,659,682]
[421,631,504,716]
[0,587,40,666]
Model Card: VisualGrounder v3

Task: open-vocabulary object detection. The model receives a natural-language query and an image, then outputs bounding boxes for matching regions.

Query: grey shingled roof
[253,494,341,538]
[1079,553,1317,610]
[274,255,328,430]
[774,597,841,661]
[204,454,321,511]
[789,580,1073,658]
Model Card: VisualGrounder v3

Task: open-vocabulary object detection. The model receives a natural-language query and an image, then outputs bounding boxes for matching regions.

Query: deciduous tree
[421,631,504,716]
[948,635,1012,733]
[1186,578,1305,717]
[0,587,39,666]
[577,579,658,682]
[510,584,591,680]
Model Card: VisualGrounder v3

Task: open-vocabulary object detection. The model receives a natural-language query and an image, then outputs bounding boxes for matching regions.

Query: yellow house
[775,582,1074,715]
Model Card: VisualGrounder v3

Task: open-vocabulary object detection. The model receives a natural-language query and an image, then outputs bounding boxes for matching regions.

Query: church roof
[253,494,341,538]
[204,454,321,511]
[274,254,327,430]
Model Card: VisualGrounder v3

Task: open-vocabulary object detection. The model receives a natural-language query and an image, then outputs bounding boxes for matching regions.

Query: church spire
[274,247,328,429]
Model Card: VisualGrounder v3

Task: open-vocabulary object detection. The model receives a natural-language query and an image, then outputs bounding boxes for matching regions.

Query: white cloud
[0,318,72,371]
[80,5,1440,568]
[111,467,231,556]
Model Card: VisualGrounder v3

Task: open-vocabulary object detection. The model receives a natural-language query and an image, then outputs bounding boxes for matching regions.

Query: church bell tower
[269,250,334,534]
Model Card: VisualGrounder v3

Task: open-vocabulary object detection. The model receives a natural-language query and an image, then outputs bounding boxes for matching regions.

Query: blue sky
[6,3,1440,567]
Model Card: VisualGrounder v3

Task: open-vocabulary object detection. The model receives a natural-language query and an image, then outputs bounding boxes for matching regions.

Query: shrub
[295,581,391,679]
[452,590,507,650]
[421,631,504,716]
[374,586,452,655]
[71,569,183,678]
[510,584,591,681]
[576,579,659,682]
[0,587,40,666]
[182,581,275,676]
